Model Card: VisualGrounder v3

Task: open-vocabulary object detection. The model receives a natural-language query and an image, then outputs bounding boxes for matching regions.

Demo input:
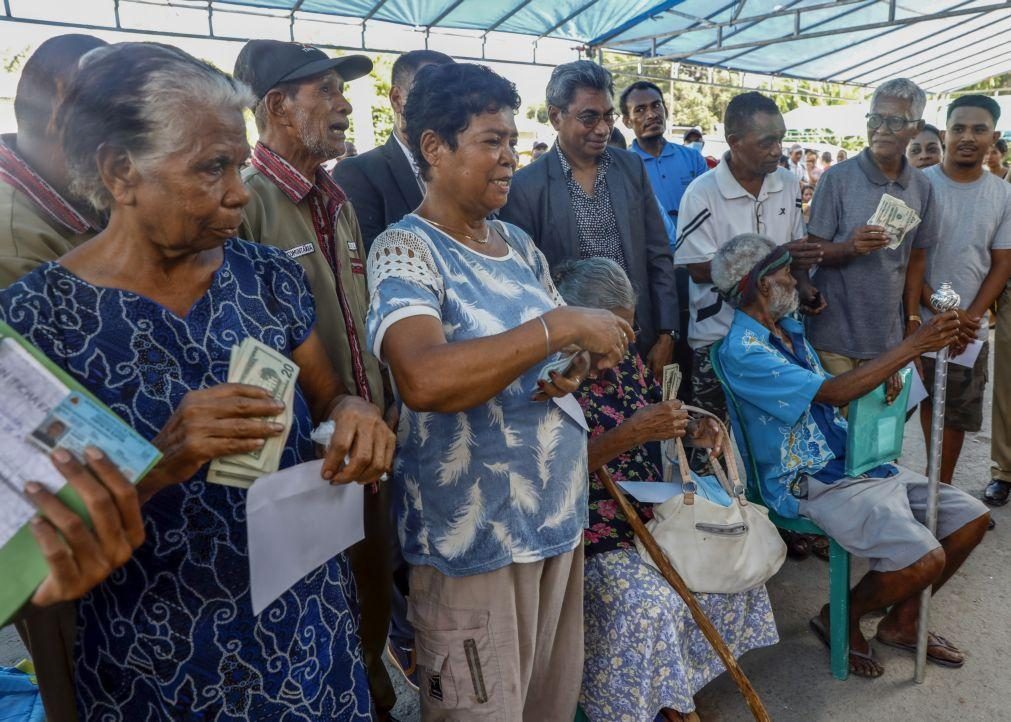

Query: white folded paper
[247,460,364,615]
[905,362,929,412]
[923,339,984,369]
[617,481,686,504]
[553,393,589,431]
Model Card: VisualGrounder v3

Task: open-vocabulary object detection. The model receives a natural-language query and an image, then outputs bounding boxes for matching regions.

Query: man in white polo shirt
[676,91,821,419]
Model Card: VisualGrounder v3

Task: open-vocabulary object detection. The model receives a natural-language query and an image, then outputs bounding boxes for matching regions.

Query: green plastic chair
[709,340,851,681]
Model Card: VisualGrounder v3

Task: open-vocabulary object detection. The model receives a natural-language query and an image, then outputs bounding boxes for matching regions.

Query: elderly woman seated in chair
[711,232,990,678]
[554,257,779,722]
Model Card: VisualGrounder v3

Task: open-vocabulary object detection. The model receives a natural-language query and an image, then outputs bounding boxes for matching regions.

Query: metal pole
[915,282,961,683]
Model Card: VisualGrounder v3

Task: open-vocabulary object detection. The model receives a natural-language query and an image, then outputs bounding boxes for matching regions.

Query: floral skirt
[580,549,778,721]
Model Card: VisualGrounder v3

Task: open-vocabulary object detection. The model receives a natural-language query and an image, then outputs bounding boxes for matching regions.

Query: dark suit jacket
[331,134,423,252]
[499,145,679,350]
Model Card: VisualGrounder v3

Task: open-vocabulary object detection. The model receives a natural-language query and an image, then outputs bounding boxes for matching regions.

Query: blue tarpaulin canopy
[4,1,1010,92]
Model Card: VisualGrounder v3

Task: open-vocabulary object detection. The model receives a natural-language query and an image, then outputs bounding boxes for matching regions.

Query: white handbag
[635,406,787,594]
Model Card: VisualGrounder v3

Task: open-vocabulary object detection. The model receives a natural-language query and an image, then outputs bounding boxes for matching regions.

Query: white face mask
[687,141,704,152]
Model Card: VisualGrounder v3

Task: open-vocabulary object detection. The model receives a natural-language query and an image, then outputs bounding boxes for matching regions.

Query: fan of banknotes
[207,338,300,488]
[869,193,921,250]
[660,363,683,482]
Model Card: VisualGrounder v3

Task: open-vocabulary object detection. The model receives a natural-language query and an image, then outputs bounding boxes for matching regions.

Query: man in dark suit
[500,60,679,378]
[333,49,454,252]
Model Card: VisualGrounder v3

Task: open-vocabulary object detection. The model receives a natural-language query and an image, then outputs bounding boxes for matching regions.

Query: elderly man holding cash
[232,40,402,716]
[0,43,392,720]
[805,78,939,381]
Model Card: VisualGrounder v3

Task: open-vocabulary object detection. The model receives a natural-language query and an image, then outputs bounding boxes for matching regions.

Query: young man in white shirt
[676,91,821,419]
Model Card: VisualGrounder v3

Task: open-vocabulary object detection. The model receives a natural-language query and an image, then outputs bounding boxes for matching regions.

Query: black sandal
[781,530,811,560]
[983,479,1011,507]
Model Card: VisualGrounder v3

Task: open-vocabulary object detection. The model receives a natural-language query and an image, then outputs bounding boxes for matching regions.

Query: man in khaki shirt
[0,33,107,722]
[234,40,398,718]
[0,34,105,286]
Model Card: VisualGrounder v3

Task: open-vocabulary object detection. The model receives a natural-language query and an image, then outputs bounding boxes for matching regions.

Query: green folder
[0,320,161,626]
[845,366,912,478]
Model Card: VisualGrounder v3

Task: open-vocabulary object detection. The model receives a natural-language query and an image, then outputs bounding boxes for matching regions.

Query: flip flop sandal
[874,632,965,669]
[808,616,883,678]
[983,480,1011,507]
[811,536,831,562]
[782,530,812,560]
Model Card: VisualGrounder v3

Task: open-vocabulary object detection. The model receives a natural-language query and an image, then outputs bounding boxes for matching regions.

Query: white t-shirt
[675,156,805,349]
[922,165,1011,340]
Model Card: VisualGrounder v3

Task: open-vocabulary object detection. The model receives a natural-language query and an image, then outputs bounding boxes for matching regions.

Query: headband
[722,245,793,307]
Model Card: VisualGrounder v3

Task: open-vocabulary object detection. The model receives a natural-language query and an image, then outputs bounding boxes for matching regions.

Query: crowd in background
[0,31,1008,722]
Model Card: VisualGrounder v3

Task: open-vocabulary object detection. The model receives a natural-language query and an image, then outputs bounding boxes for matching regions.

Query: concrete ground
[1,333,1004,721]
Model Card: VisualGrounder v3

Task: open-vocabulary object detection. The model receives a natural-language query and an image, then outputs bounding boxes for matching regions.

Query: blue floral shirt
[718,311,845,518]
[366,214,589,577]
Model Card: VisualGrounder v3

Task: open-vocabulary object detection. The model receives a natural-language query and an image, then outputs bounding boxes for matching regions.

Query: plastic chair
[709,340,851,681]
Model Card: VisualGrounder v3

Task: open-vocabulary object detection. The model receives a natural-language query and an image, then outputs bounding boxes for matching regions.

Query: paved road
[3,335,1004,721]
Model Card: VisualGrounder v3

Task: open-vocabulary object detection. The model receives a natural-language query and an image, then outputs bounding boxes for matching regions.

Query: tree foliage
[368,53,394,142]
[2,45,31,74]
[603,53,861,135]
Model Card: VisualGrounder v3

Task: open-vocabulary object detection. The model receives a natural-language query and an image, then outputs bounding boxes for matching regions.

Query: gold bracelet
[907,314,922,323]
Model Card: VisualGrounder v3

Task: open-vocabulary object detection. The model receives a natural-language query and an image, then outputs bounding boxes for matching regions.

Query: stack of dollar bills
[207,338,300,488]
[868,193,922,250]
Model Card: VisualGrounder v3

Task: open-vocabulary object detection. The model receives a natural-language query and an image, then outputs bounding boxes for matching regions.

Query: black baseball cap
[234,39,372,101]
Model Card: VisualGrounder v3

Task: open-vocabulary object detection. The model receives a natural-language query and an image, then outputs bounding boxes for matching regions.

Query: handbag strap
[675,405,748,505]
[670,433,697,504]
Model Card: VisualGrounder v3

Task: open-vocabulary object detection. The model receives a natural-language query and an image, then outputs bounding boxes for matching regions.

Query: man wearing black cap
[234,39,398,718]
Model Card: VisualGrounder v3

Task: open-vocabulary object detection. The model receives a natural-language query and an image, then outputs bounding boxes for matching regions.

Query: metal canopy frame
[2,0,1009,93]
[600,2,1011,62]
[0,0,584,68]
[594,0,1011,91]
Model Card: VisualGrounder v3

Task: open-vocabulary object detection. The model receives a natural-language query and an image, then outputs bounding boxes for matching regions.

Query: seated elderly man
[713,233,990,678]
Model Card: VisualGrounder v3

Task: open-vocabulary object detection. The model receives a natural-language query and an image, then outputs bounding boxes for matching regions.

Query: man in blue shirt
[712,232,988,679]
[621,80,707,397]
[621,80,709,226]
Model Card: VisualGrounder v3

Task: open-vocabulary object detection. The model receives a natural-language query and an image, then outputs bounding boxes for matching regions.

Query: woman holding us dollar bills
[0,44,395,720]
[365,63,633,721]
[554,257,779,722]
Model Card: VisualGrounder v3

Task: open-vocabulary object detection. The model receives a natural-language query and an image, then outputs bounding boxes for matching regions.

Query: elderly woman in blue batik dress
[365,62,634,721]
[555,257,779,722]
[0,43,396,720]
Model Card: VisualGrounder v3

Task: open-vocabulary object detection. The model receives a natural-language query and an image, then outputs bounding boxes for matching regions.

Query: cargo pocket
[411,602,501,715]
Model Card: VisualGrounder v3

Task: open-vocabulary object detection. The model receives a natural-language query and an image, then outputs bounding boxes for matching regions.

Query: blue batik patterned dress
[0,239,370,721]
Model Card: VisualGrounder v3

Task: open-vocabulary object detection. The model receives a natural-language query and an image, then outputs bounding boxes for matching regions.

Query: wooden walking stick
[594,466,771,722]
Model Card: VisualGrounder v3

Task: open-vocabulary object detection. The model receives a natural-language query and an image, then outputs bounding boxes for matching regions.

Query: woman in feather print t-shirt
[365,64,631,721]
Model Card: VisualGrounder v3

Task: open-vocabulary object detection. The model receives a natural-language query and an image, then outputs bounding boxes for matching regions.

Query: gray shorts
[798,466,988,573]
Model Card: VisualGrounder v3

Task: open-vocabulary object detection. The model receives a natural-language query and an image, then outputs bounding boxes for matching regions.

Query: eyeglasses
[565,110,617,129]
[866,113,920,132]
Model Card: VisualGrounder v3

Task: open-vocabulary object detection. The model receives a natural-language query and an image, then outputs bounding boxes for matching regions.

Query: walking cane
[914,282,961,683]
[594,467,771,721]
